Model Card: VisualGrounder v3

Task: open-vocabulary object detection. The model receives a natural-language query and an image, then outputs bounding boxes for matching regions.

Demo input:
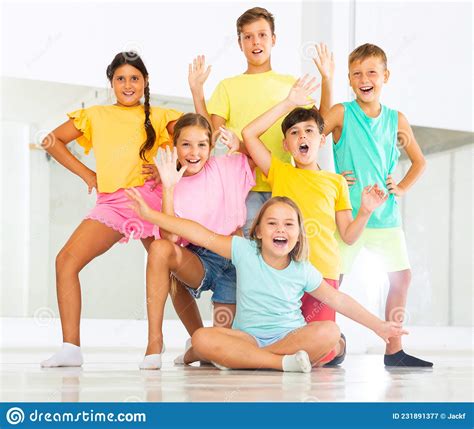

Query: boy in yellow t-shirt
[188,7,334,236]
[242,76,388,365]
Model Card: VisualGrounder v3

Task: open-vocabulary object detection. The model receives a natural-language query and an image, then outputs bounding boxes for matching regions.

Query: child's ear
[282,138,288,152]
[255,226,262,240]
[319,134,327,147]
[384,69,390,83]
[271,33,276,47]
[237,37,243,51]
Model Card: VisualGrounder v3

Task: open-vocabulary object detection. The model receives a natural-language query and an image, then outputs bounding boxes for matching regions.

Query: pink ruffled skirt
[85,181,162,243]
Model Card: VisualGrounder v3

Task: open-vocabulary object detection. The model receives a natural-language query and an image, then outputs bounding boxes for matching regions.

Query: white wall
[1,122,30,316]
[2,1,303,98]
[354,1,472,132]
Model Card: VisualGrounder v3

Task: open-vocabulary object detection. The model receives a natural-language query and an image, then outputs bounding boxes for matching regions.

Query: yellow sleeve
[207,81,230,121]
[154,108,182,150]
[67,109,92,155]
[335,175,352,211]
[265,156,284,187]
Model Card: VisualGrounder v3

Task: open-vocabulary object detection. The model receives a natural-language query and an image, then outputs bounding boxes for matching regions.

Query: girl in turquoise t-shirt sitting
[126,187,407,372]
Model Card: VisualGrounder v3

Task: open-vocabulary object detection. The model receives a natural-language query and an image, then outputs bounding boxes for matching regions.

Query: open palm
[287,75,319,107]
[188,55,211,90]
[153,146,187,189]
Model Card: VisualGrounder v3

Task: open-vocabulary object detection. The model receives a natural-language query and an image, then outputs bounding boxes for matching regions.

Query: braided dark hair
[106,52,156,161]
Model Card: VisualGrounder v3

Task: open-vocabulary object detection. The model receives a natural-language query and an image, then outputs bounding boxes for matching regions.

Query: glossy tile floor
[1,349,472,402]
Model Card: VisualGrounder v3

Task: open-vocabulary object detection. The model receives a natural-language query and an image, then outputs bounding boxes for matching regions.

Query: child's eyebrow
[243,29,270,34]
[266,217,296,221]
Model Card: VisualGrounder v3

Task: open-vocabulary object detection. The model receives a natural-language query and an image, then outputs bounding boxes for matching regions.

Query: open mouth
[299,143,309,154]
[272,237,288,248]
[186,159,200,165]
[359,86,374,94]
[252,49,263,55]
[123,91,135,97]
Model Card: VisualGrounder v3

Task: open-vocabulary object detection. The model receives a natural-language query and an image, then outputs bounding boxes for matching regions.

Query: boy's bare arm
[312,43,335,117]
[322,103,344,139]
[242,76,318,176]
[336,184,388,244]
[242,100,297,176]
[386,112,426,196]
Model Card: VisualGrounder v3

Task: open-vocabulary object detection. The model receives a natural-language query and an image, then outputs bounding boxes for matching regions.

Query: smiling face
[238,18,275,70]
[175,125,211,176]
[256,202,300,264]
[349,56,389,105]
[111,64,147,107]
[283,120,326,169]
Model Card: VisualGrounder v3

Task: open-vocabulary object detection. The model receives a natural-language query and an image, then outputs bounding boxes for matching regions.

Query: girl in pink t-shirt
[139,113,255,370]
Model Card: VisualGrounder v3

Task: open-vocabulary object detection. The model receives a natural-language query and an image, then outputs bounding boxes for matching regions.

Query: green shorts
[337,227,411,274]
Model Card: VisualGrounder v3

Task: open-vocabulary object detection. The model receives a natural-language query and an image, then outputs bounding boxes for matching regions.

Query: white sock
[139,343,165,370]
[211,361,230,371]
[40,343,83,368]
[173,338,192,365]
[282,350,312,373]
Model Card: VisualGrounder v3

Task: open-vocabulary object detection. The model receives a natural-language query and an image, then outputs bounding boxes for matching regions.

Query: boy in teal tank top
[324,44,432,367]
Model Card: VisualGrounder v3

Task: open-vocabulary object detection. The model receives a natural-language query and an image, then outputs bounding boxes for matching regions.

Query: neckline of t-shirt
[111,104,144,109]
[352,100,384,121]
[240,70,276,78]
[258,252,293,272]
[181,159,211,180]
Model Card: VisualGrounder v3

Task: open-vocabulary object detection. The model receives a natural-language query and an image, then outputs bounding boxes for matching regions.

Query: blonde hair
[349,43,388,70]
[249,196,309,262]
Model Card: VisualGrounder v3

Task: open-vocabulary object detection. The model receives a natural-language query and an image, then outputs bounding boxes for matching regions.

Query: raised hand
[153,146,187,189]
[188,55,211,91]
[125,187,154,222]
[375,321,409,343]
[215,126,240,156]
[142,163,161,190]
[341,170,357,187]
[386,174,406,197]
[360,184,388,213]
[312,42,335,81]
[286,74,319,107]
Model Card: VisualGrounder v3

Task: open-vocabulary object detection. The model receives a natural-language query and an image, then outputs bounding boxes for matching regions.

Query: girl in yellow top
[40,52,181,368]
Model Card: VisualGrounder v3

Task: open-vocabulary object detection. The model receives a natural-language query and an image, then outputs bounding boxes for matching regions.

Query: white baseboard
[1,317,472,353]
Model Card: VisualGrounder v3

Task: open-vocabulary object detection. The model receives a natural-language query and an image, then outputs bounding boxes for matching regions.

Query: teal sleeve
[231,236,247,266]
[303,263,323,293]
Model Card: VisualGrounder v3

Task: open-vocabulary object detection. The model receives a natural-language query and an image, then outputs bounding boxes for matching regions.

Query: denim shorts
[183,244,237,304]
[251,328,297,348]
[242,191,272,237]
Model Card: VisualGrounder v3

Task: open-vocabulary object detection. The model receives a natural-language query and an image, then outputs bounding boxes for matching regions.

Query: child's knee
[311,321,340,345]
[191,328,211,354]
[55,248,80,275]
[148,239,177,265]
